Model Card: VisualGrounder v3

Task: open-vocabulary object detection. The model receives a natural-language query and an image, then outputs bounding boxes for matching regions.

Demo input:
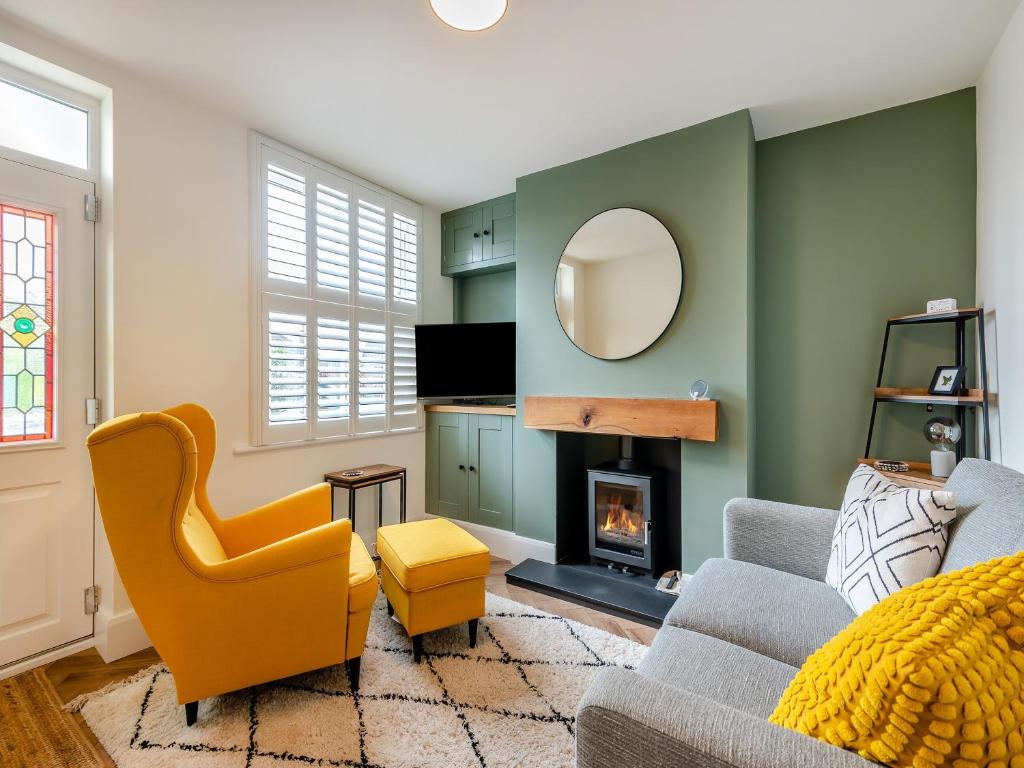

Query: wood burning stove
[587,451,663,574]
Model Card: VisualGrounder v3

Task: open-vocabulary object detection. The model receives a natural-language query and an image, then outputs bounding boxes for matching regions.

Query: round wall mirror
[554,208,682,360]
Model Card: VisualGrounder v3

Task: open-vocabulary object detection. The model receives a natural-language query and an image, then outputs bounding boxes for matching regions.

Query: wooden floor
[2,557,656,767]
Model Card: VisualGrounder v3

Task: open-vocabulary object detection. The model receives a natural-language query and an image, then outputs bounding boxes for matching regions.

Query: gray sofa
[577,459,1024,768]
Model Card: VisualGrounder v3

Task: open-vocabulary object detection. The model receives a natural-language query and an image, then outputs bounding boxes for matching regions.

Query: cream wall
[580,249,680,359]
[977,1,1024,471]
[0,18,452,660]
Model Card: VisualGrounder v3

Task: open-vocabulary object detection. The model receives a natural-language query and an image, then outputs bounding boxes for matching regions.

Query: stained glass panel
[0,203,55,442]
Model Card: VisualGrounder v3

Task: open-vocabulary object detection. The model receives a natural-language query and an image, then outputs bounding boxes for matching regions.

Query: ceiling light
[429,0,508,32]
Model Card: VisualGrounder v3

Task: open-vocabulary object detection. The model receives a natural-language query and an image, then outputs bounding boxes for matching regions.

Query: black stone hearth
[505,432,682,625]
[505,560,676,626]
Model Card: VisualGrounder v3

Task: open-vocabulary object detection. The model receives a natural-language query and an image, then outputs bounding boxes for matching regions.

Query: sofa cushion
[771,551,1024,767]
[180,494,227,564]
[825,464,956,615]
[639,625,798,719]
[941,458,1024,573]
[348,534,378,614]
[666,558,854,667]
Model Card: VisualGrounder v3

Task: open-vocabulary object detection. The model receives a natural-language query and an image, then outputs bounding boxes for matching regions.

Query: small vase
[931,449,956,479]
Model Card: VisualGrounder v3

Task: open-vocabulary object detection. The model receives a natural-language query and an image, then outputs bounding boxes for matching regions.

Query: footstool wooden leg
[469,618,478,649]
[185,701,198,726]
[413,634,423,663]
[347,656,361,691]
[386,600,394,617]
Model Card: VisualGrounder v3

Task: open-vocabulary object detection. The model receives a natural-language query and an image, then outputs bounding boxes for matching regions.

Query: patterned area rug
[72,592,647,767]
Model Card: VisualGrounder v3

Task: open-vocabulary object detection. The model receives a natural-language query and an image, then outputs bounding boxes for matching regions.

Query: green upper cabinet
[481,197,515,262]
[441,193,515,277]
[443,208,482,270]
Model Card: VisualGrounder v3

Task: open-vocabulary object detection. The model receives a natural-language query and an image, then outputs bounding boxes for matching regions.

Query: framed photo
[928,365,966,395]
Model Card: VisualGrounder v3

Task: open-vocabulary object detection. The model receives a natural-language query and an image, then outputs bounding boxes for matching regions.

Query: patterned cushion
[771,552,1024,768]
[826,465,956,614]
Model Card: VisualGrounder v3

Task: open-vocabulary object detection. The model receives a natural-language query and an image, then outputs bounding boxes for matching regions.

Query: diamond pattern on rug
[78,592,647,768]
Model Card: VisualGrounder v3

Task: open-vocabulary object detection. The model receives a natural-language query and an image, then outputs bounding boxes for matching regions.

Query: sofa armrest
[577,668,870,768]
[723,498,839,582]
[205,517,351,582]
[215,483,332,558]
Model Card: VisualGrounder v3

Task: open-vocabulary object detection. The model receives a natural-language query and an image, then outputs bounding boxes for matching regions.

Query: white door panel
[0,156,95,668]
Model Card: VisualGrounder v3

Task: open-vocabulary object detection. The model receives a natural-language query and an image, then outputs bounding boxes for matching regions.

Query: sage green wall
[454,271,516,324]
[755,89,977,508]
[514,111,756,572]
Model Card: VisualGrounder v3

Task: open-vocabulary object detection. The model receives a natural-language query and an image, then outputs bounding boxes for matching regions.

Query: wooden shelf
[874,387,984,406]
[523,396,717,441]
[888,307,981,325]
[858,459,947,490]
[423,403,517,416]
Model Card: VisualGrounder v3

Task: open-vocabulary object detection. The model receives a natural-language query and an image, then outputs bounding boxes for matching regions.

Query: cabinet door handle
[458,464,466,470]
[469,466,477,472]
[473,232,480,238]
[483,229,490,236]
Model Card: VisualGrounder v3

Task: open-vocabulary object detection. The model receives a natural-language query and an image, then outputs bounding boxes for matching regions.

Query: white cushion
[825,465,956,614]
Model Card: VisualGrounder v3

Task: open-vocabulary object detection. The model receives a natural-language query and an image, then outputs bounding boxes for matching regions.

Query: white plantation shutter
[315,181,351,298]
[266,163,307,285]
[253,135,420,445]
[314,312,350,437]
[263,295,310,443]
[356,315,387,433]
[356,189,388,308]
[391,207,418,310]
[390,322,417,430]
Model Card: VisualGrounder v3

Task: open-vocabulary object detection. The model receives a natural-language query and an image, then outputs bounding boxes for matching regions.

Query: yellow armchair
[86,404,377,726]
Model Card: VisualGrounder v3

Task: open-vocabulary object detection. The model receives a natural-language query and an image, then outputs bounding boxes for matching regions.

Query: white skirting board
[0,606,152,677]
[425,515,556,565]
[0,636,97,680]
[94,606,150,663]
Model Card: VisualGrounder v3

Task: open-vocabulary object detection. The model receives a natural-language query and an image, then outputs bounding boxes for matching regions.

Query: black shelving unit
[864,307,991,464]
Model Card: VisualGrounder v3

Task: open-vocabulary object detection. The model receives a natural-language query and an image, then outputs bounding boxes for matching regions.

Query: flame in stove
[601,495,642,536]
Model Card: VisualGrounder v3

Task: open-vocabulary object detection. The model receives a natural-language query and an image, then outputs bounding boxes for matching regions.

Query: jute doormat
[1,666,105,768]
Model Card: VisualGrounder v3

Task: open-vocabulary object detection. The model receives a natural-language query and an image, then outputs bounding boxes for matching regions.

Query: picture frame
[928,365,966,396]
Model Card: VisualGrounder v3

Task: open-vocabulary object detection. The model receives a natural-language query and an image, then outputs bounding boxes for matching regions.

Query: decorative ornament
[925,416,961,478]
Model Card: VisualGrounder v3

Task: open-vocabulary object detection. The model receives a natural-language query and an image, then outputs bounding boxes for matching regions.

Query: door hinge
[86,397,101,426]
[84,193,100,222]
[84,585,100,615]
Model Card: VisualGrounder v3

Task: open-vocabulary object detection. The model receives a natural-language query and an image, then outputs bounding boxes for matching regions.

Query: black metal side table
[324,464,407,540]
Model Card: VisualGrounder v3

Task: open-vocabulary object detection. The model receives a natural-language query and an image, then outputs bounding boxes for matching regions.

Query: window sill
[233,427,424,456]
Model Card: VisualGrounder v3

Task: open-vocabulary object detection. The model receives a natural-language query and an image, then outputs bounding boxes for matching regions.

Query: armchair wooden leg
[412,634,423,663]
[386,600,394,617]
[347,657,361,692]
[469,618,478,649]
[185,701,198,727]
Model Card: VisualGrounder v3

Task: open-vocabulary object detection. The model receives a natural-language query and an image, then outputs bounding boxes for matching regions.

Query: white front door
[0,156,95,669]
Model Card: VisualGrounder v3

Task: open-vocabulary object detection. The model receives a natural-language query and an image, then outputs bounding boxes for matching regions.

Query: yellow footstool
[377,518,489,663]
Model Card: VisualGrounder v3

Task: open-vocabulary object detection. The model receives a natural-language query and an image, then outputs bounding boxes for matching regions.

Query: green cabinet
[443,209,482,270]
[441,193,515,277]
[426,411,513,531]
[426,412,468,520]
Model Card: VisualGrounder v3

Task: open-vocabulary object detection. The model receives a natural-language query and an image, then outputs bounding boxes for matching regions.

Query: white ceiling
[0,0,1018,210]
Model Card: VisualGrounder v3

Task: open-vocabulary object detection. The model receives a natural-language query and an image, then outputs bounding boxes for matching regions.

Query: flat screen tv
[415,322,515,399]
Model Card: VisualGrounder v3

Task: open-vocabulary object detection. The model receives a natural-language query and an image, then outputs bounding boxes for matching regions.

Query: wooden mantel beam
[523,396,718,442]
